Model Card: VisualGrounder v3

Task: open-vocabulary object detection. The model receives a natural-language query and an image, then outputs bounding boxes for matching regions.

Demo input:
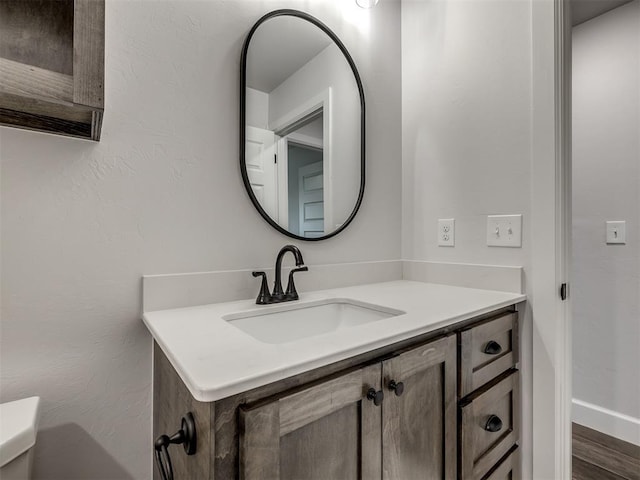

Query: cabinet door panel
[240,364,382,480]
[281,404,360,479]
[279,368,366,435]
[382,335,457,480]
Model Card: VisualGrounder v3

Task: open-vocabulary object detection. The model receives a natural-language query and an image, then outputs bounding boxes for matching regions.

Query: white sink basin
[223,298,405,344]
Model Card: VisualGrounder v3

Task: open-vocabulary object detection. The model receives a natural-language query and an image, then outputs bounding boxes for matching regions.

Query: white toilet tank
[0,397,40,480]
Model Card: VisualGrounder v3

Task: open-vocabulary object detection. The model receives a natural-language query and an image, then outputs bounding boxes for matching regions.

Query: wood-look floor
[572,423,640,480]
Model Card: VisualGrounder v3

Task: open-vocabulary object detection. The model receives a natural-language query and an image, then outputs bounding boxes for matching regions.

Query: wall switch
[487,214,522,247]
[438,219,455,246]
[606,221,626,244]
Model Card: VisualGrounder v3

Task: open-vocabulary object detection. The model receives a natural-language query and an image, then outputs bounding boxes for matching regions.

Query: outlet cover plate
[487,214,522,247]
[438,219,455,246]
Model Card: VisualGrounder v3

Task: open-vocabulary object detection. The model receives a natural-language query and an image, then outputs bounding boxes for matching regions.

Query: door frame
[531,0,572,478]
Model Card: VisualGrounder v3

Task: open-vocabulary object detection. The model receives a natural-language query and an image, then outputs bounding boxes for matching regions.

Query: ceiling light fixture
[356,0,379,8]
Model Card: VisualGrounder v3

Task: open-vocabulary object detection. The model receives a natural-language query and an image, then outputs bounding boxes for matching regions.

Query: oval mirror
[240,10,365,240]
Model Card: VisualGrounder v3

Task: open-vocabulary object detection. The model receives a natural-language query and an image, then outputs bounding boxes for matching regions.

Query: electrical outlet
[438,219,455,247]
[606,221,626,244]
[487,214,522,247]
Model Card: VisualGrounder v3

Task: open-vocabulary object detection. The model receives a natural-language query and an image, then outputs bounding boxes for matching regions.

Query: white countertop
[143,280,525,402]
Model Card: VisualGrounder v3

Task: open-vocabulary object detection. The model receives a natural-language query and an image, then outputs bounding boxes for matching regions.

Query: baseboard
[572,398,640,446]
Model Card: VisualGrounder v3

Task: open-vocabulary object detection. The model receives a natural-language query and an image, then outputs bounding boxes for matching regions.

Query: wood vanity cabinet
[458,312,520,480]
[0,0,105,140]
[240,335,457,480]
[153,306,521,480]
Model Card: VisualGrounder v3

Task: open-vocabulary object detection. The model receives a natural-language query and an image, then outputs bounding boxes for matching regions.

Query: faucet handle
[252,271,271,305]
[285,266,308,300]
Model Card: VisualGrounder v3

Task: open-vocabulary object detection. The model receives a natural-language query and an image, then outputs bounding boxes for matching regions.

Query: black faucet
[252,245,308,304]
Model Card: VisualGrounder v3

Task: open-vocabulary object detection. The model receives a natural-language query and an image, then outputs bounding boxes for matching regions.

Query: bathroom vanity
[144,12,526,477]
[144,281,524,479]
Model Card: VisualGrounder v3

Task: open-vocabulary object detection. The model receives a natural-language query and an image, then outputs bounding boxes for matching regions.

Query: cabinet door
[239,364,383,480]
[382,335,457,480]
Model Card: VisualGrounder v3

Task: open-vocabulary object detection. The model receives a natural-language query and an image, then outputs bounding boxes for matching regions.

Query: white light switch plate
[438,219,455,246]
[606,221,626,244]
[487,214,522,247]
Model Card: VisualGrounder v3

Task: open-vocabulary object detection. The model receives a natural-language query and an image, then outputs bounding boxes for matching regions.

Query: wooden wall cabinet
[0,0,105,141]
[153,307,521,480]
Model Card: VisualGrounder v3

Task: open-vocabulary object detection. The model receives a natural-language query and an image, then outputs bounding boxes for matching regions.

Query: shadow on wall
[34,423,134,480]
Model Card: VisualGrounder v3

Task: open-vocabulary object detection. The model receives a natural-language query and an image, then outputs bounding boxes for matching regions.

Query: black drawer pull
[483,340,503,355]
[484,415,503,432]
[366,388,384,406]
[388,380,405,396]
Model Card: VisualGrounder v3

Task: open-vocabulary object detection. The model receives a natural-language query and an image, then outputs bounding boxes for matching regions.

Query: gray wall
[572,0,640,434]
[0,1,402,478]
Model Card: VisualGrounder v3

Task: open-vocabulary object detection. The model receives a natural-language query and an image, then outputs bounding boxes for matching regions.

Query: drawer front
[460,370,520,480]
[484,446,520,480]
[459,312,518,397]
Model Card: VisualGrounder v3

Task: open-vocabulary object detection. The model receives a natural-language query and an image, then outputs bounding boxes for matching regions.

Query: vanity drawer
[460,370,520,480]
[459,312,518,397]
[483,446,520,480]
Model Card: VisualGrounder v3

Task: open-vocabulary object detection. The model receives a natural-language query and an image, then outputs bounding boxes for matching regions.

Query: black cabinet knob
[388,380,405,396]
[483,340,503,355]
[484,415,503,432]
[366,388,384,406]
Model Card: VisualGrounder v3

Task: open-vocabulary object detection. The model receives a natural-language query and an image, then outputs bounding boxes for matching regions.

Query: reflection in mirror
[241,11,364,240]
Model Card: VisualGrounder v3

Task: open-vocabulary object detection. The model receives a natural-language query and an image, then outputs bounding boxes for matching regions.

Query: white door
[298,161,324,238]
[245,126,277,220]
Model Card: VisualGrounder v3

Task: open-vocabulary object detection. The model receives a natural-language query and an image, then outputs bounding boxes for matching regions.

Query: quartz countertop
[142,280,525,402]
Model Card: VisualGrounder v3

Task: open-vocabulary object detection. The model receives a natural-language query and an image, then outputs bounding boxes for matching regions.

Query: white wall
[269,43,361,229]
[0,1,402,478]
[572,0,640,442]
[401,0,531,267]
[246,87,269,129]
[401,0,534,475]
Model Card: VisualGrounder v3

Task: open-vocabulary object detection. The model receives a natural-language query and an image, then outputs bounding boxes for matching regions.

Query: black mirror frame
[239,9,366,241]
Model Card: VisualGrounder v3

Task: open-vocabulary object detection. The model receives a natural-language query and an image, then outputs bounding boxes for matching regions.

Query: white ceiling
[246,16,333,93]
[571,0,634,25]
